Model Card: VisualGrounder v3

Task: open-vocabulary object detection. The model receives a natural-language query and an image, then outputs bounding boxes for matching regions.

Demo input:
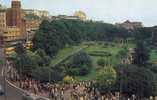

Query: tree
[115,64,157,98]
[132,41,149,67]
[95,66,116,94]
[33,19,131,57]
[66,51,92,76]
[117,48,128,60]
[14,51,40,77]
[32,67,52,82]
[15,43,26,55]
[97,58,106,67]
[35,49,51,66]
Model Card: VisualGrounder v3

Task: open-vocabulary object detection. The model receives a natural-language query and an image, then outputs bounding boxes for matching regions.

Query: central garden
[10,19,157,98]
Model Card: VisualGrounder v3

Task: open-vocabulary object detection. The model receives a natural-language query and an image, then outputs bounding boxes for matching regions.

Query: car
[0,85,4,96]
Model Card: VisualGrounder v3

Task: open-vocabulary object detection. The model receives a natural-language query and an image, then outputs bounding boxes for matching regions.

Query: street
[0,76,25,100]
[0,48,24,100]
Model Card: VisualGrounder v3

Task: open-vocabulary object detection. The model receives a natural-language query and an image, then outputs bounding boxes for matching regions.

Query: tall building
[6,0,22,27]
[6,0,26,37]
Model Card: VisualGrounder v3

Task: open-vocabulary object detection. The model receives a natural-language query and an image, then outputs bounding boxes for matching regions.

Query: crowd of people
[11,78,134,100]
[5,65,155,100]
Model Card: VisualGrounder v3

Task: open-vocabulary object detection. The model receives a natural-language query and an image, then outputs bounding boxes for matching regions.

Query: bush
[97,58,105,67]
[32,67,63,82]
[115,64,157,98]
[66,51,92,76]
[89,51,112,57]
[63,76,74,84]
[95,66,116,94]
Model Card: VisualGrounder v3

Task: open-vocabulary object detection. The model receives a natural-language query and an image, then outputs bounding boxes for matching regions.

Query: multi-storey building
[0,10,6,33]
[0,10,6,46]
[6,0,22,27]
[6,0,26,37]
[24,9,49,18]
[0,0,26,48]
[25,20,41,41]
[3,26,21,43]
[115,20,143,30]
[26,20,41,31]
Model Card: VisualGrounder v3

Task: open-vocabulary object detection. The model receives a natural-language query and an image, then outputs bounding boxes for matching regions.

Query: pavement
[0,48,24,100]
[0,76,25,100]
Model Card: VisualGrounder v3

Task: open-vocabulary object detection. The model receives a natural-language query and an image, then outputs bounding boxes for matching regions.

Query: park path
[51,46,88,67]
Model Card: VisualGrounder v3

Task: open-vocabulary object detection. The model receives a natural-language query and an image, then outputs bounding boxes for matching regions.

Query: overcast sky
[2,0,157,26]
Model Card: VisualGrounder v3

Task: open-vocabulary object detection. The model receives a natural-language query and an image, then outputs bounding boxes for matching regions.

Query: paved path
[0,76,25,100]
[0,48,24,100]
[51,46,87,67]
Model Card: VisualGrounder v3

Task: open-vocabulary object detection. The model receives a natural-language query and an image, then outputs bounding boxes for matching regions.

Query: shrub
[66,51,92,76]
[89,51,112,57]
[97,58,105,67]
[63,76,74,84]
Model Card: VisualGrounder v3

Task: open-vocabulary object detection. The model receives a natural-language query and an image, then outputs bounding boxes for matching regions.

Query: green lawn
[51,45,86,65]
[150,50,157,63]
[74,42,134,81]
[51,42,135,81]
[84,43,128,65]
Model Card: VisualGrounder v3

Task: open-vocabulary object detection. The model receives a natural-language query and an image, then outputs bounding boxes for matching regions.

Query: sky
[2,0,157,27]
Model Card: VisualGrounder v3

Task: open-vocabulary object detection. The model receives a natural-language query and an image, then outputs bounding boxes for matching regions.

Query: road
[0,48,24,100]
[0,76,25,100]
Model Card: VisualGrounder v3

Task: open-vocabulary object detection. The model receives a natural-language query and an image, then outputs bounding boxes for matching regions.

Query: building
[0,10,6,33]
[6,0,26,39]
[115,20,143,30]
[25,20,41,41]
[6,0,22,27]
[3,26,21,43]
[51,15,80,21]
[0,0,27,48]
[74,11,87,21]
[24,9,49,18]
[0,10,6,46]
[26,20,41,31]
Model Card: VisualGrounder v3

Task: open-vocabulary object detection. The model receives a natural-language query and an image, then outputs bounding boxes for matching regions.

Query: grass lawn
[52,42,157,81]
[51,44,86,66]
[84,43,127,65]
[74,42,134,81]
[150,50,157,63]
[52,42,135,82]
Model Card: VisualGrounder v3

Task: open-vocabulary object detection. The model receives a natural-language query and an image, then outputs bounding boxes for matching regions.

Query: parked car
[0,85,4,96]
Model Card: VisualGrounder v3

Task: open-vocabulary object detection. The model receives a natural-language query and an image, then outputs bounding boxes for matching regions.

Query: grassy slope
[51,45,86,66]
[51,42,157,82]
[150,50,157,63]
[75,42,134,81]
